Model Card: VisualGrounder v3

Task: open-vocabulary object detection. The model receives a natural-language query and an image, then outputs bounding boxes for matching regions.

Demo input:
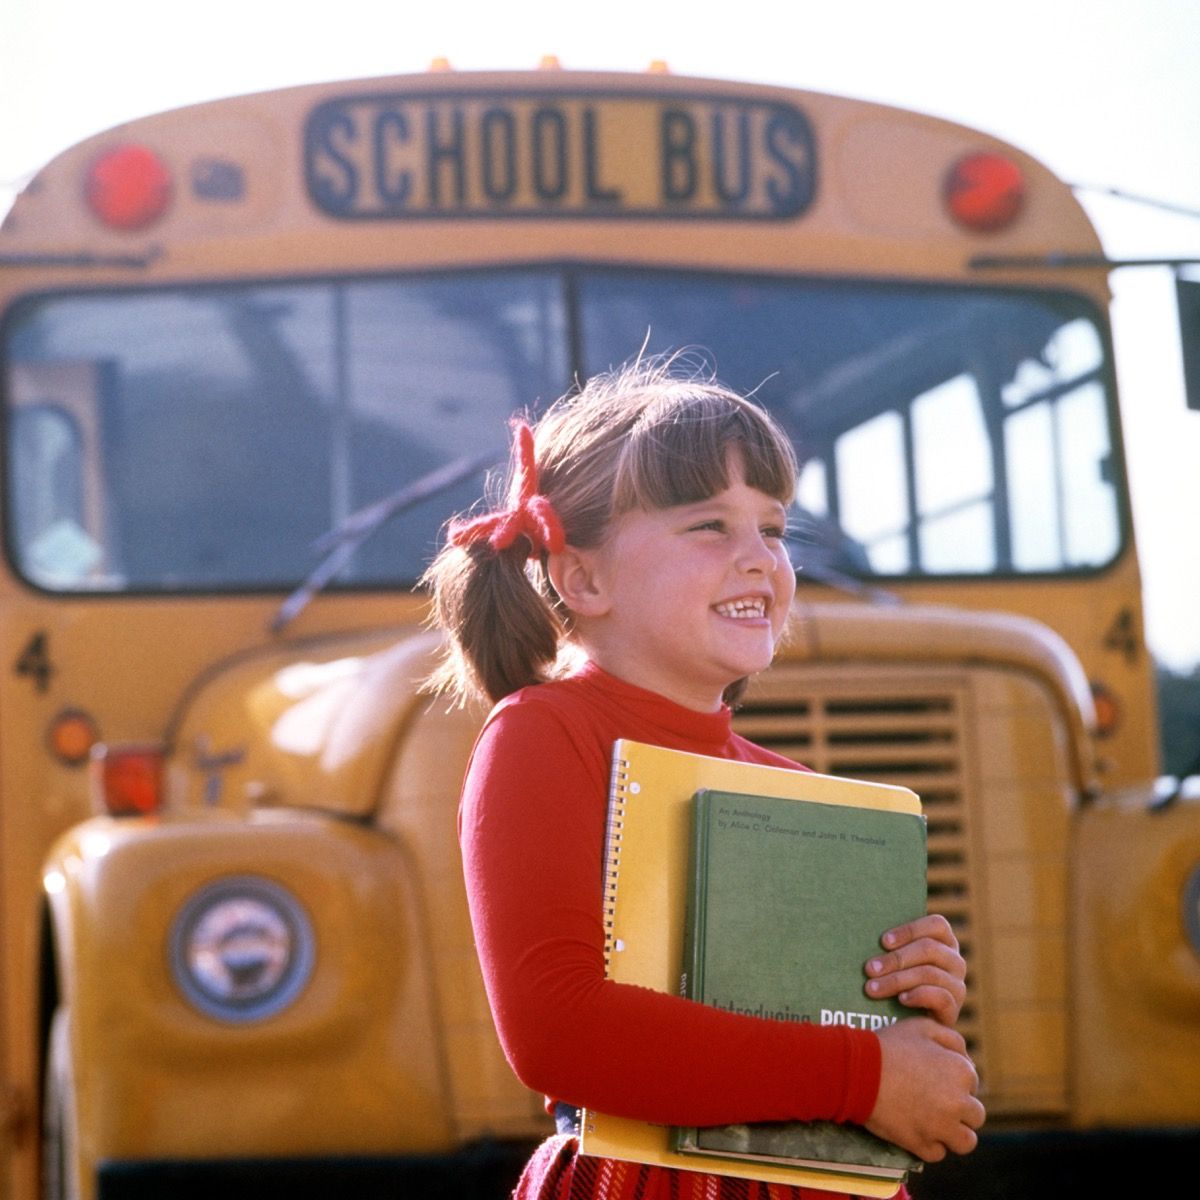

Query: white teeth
[715,598,766,619]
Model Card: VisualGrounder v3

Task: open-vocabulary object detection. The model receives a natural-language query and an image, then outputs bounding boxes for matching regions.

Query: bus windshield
[3,267,1120,592]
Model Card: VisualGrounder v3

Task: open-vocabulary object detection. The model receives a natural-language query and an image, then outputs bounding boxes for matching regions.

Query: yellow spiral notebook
[578,738,922,1198]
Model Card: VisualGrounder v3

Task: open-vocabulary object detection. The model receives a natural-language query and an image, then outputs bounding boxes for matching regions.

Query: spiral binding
[601,753,631,973]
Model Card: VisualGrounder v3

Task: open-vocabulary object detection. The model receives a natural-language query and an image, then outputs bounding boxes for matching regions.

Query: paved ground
[910,1128,1197,1198]
[94,1130,1196,1197]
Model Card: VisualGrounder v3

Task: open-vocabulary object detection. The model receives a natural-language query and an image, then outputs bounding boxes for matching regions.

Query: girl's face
[564,452,796,712]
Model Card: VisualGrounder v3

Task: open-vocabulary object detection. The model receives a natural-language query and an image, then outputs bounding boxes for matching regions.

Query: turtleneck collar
[570,660,734,752]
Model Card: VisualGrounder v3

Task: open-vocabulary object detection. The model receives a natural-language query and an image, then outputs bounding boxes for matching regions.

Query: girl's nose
[735,528,776,573]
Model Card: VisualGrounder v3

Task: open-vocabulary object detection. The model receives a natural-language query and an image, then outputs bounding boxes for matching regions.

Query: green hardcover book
[673,787,927,1180]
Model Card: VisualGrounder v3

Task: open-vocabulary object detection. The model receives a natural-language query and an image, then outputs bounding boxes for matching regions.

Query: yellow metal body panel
[886,552,1158,789]
[0,592,432,1197]
[44,811,453,1198]
[964,668,1075,1115]
[168,625,441,817]
[377,697,550,1141]
[3,72,1107,282]
[1071,796,1200,1126]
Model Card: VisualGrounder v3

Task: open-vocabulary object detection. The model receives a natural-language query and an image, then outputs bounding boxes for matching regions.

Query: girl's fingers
[866,965,966,1002]
[880,913,958,953]
[870,979,965,1026]
[866,915,968,1025]
[866,936,966,984]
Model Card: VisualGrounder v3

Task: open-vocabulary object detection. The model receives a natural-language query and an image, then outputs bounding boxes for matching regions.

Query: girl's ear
[546,546,611,618]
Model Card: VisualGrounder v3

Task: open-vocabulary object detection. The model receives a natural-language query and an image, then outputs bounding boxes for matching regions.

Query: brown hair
[423,355,798,706]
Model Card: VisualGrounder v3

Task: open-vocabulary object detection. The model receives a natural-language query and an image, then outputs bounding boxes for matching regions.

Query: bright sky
[4,0,1200,669]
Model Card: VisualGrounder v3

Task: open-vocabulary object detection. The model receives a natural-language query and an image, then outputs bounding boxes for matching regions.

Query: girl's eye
[689,520,724,533]
[762,525,787,541]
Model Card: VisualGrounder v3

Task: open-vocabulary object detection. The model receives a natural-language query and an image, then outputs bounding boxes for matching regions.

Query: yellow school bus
[1,65,1198,1199]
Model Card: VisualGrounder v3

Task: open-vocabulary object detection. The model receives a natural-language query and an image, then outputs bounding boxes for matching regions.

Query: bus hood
[166,626,447,819]
[783,598,1099,794]
[164,599,1097,820]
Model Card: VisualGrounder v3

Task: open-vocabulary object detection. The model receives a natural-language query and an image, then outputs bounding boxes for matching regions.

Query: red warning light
[944,152,1024,233]
[92,744,166,815]
[85,143,173,231]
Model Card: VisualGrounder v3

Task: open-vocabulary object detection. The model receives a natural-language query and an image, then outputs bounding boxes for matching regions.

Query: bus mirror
[1176,276,1200,412]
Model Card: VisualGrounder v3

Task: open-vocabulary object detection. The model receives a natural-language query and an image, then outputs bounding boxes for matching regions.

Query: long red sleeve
[458,664,881,1128]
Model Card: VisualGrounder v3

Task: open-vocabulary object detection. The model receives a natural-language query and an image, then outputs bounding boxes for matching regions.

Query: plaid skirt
[513,1136,911,1200]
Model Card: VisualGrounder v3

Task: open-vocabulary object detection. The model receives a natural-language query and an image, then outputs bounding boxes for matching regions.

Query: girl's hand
[864,914,966,1027]
[866,1018,984,1161]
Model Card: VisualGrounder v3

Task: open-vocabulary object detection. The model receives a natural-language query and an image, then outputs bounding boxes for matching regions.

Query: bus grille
[733,678,983,1062]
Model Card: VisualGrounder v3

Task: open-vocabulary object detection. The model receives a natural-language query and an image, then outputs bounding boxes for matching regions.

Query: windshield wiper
[271,449,502,634]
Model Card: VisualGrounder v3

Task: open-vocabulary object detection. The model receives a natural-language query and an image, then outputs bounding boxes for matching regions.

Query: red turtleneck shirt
[459,663,882,1134]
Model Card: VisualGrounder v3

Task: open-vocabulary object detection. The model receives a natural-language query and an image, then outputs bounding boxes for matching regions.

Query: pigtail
[423,420,569,706]
[423,537,563,706]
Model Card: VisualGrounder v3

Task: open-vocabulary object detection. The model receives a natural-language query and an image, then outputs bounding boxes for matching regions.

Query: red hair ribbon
[448,423,566,558]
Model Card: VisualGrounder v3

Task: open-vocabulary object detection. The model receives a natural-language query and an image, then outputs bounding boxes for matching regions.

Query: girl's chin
[712,654,777,687]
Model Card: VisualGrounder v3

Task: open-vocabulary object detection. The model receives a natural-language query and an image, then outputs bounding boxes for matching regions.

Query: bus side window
[816,317,1117,580]
[828,376,996,577]
[912,374,996,574]
[8,388,109,589]
[835,410,912,573]
[1002,319,1118,571]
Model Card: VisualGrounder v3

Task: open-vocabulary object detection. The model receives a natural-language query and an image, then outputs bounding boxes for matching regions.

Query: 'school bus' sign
[303,91,817,220]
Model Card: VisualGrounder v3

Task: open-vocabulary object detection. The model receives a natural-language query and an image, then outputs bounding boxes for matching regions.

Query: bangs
[612,391,797,513]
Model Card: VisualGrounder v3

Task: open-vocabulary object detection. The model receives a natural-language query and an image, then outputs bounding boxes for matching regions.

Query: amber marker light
[1090,681,1121,740]
[91,743,165,816]
[85,143,173,231]
[944,151,1025,233]
[47,709,100,767]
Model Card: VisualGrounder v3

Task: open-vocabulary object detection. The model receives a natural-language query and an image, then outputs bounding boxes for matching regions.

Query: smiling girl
[425,358,983,1200]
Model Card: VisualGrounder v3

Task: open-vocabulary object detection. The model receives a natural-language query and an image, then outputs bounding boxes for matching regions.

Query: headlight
[169,876,315,1022]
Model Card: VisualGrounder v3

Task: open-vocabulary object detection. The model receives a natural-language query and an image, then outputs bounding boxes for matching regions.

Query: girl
[426,358,983,1200]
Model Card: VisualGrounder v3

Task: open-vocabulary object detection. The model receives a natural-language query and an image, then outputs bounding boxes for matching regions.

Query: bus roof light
[85,143,173,232]
[91,744,166,816]
[944,151,1024,233]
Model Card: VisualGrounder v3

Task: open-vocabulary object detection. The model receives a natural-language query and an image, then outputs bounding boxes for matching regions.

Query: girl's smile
[551,455,796,712]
